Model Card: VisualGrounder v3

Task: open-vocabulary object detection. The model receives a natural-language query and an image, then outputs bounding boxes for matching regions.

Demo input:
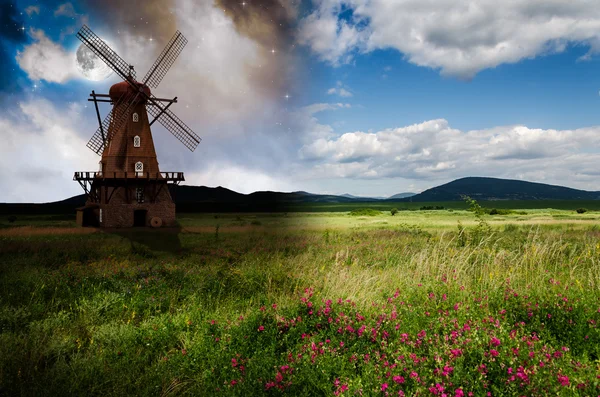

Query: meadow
[0,208,599,396]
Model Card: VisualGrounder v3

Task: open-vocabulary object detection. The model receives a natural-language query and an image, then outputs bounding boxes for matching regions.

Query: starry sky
[2,0,600,202]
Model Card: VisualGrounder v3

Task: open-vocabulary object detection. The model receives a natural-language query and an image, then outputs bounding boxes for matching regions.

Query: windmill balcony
[74,171,185,182]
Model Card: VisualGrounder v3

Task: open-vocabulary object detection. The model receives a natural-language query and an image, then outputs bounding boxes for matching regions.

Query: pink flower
[258,325,265,332]
[393,375,405,384]
[455,389,464,397]
[490,337,501,347]
[231,358,238,367]
[557,375,570,386]
[489,349,499,357]
[381,383,389,391]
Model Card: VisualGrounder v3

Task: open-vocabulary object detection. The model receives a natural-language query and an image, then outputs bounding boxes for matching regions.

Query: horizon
[2,1,600,202]
[4,175,600,205]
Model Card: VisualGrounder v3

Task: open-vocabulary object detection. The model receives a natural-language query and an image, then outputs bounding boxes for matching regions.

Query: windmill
[73,25,200,228]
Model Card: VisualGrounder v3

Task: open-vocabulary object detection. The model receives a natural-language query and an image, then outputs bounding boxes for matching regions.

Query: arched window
[133,113,139,122]
[135,161,143,176]
[133,135,141,147]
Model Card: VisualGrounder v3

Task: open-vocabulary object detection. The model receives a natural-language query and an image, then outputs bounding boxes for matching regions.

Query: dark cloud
[216,0,295,48]
[82,0,177,41]
[0,0,26,91]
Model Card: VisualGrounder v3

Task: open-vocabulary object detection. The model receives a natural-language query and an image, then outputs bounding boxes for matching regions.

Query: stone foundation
[98,201,176,228]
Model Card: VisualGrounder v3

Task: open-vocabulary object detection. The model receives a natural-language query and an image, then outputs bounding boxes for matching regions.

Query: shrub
[7,215,17,223]
[349,209,382,216]
[488,208,512,215]
[251,220,262,225]
[419,205,444,210]
[390,208,398,216]
[576,208,588,214]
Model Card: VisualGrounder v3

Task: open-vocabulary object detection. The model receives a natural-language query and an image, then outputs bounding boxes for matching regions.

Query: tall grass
[0,221,599,395]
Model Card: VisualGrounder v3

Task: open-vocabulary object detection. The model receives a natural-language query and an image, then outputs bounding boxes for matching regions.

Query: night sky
[2,0,600,202]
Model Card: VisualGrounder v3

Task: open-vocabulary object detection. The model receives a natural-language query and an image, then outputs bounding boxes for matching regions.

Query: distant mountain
[388,192,416,199]
[340,194,388,200]
[2,177,599,215]
[398,177,600,202]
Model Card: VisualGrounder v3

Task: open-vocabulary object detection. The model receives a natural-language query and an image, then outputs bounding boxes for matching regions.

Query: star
[284,94,290,100]
[271,48,276,54]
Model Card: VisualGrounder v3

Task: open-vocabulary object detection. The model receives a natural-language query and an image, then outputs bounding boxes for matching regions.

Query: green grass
[1,211,600,395]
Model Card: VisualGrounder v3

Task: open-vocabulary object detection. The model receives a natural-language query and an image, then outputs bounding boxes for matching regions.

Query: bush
[419,206,445,210]
[390,208,398,216]
[349,209,382,216]
[7,215,17,223]
[576,208,588,214]
[488,208,512,215]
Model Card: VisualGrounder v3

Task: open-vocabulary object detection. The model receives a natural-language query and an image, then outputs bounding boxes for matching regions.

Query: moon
[75,43,113,81]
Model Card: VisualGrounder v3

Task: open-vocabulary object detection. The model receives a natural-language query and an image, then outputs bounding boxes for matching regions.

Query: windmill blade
[142,31,188,89]
[146,96,201,152]
[86,91,139,155]
[77,25,136,82]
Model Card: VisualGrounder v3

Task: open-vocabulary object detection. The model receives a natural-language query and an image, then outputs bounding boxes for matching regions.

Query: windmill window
[134,135,141,147]
[98,161,103,174]
[135,161,143,176]
[133,113,139,122]
[136,187,145,203]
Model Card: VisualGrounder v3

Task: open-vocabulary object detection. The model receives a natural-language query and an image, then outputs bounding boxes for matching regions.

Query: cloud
[298,118,600,190]
[0,98,98,202]
[16,29,77,83]
[327,81,353,97]
[54,3,78,18]
[298,0,600,78]
[185,164,297,194]
[24,5,40,16]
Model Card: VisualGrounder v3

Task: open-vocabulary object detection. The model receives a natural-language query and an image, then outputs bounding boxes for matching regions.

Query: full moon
[75,43,113,81]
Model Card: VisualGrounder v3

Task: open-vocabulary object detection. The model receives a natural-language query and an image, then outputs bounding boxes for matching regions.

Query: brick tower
[73,25,201,227]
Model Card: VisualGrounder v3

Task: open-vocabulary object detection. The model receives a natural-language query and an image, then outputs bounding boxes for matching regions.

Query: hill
[389,192,416,199]
[340,193,388,200]
[399,177,600,202]
[1,177,599,215]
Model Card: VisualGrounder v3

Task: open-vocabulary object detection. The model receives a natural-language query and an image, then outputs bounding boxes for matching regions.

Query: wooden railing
[74,171,185,181]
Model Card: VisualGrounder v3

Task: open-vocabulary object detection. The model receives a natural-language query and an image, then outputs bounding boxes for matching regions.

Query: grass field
[1,209,599,395]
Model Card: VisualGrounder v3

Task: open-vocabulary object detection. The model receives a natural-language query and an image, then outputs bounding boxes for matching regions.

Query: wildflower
[258,325,265,332]
[230,380,237,386]
[557,375,570,386]
[489,349,499,357]
[392,375,405,384]
[231,358,238,367]
[181,349,187,356]
[455,389,464,397]
[381,383,389,391]
[490,337,501,347]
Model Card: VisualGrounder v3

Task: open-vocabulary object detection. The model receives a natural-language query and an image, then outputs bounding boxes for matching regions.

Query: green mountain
[398,177,600,202]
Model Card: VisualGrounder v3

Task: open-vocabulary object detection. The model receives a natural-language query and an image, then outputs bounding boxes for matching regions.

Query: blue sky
[2,0,600,202]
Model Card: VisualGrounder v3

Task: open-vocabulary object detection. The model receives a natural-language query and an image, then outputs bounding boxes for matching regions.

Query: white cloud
[327,81,353,97]
[298,0,600,78]
[185,164,297,194]
[16,29,77,83]
[298,118,600,190]
[0,99,98,202]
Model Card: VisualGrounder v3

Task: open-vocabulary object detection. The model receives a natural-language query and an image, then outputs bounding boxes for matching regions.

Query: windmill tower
[73,25,201,228]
